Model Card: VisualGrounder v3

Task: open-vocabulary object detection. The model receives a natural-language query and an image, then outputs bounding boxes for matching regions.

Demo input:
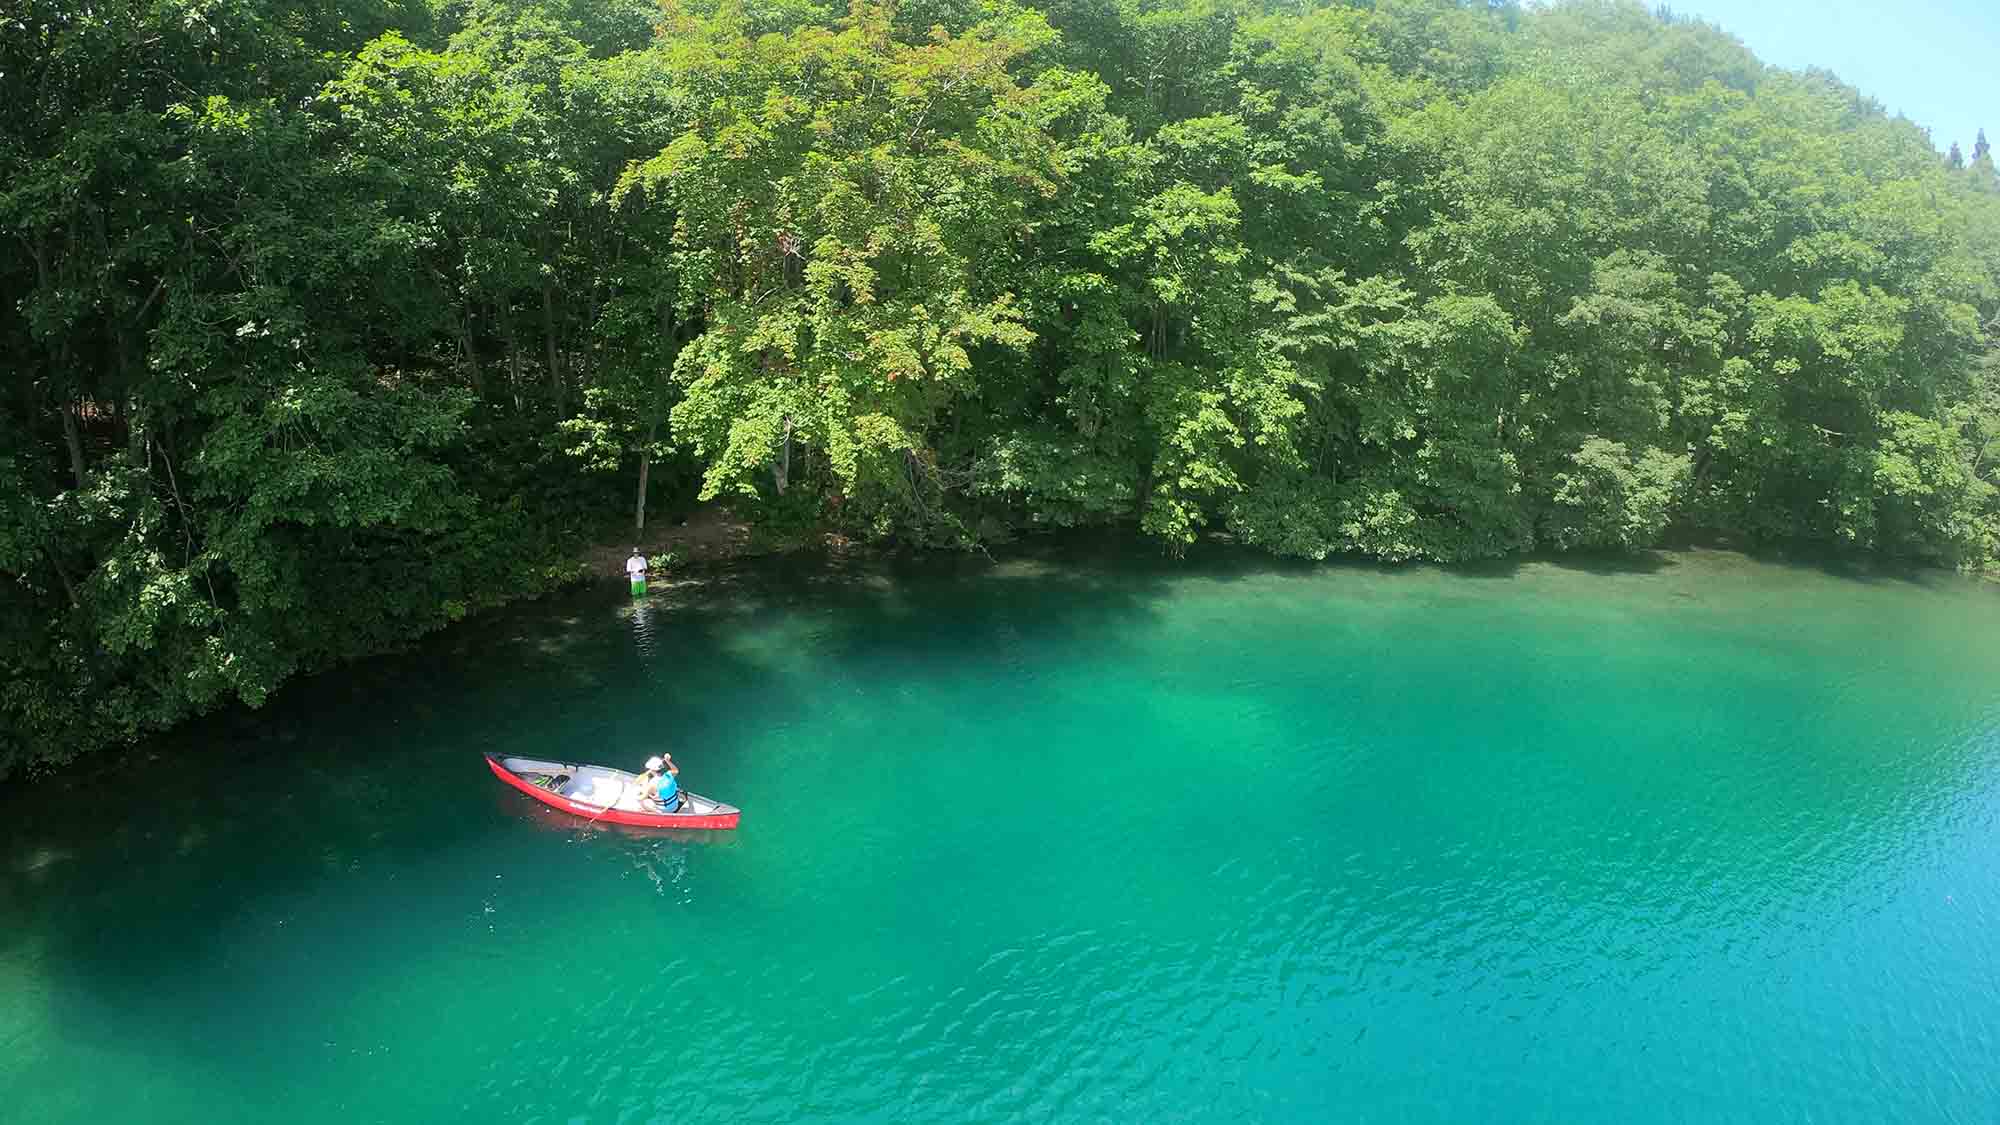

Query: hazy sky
[1660,0,1999,153]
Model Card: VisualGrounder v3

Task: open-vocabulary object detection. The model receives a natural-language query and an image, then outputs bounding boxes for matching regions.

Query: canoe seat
[560,773,634,808]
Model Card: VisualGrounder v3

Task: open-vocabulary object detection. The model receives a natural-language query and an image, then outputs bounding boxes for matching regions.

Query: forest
[6,0,2000,774]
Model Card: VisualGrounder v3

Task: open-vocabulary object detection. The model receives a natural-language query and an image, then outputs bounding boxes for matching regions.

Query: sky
[1660,0,1999,154]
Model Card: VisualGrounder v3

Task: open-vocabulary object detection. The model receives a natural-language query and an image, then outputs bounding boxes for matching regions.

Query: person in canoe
[636,753,681,812]
[625,548,648,596]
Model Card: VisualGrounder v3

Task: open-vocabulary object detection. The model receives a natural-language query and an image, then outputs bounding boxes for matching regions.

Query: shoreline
[576,505,759,577]
[6,528,1984,787]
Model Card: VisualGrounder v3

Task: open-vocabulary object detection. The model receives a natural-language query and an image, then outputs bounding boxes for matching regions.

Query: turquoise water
[4,544,1999,1123]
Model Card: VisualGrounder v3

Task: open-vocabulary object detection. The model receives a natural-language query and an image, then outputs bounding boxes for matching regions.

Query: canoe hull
[484,754,741,830]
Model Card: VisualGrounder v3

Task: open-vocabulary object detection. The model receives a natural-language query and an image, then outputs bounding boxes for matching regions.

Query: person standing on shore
[626,547,648,596]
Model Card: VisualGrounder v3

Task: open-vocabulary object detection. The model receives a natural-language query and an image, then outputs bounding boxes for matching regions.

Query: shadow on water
[0,535,1186,1065]
[1419,529,1983,588]
[1530,548,1676,576]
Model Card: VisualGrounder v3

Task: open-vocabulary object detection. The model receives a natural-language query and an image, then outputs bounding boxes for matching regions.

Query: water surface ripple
[3,545,1998,1123]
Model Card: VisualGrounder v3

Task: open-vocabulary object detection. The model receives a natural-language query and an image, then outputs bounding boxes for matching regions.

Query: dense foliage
[7,0,2000,774]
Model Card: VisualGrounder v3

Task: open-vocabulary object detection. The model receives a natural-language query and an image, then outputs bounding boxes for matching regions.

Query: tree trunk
[541,276,565,416]
[61,399,86,489]
[119,319,146,458]
[157,435,198,565]
[501,306,523,412]
[634,419,655,534]
[773,416,793,495]
[127,396,146,460]
[41,543,79,608]
[458,308,485,400]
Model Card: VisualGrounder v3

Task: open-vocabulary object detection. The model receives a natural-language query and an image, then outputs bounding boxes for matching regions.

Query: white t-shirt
[626,554,647,577]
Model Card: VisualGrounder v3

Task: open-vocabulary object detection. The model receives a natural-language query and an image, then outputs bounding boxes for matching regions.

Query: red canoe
[485,754,741,829]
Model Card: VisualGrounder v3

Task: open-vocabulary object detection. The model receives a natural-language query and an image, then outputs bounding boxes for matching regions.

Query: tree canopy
[6,0,2000,774]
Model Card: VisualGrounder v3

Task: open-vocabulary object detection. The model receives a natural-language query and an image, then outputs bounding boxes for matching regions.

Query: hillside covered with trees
[6,0,2000,773]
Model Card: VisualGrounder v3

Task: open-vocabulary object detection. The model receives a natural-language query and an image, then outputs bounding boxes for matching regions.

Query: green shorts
[630,576,647,596]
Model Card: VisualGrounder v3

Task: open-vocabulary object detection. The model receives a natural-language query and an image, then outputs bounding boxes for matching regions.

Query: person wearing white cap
[636,752,680,812]
[625,547,649,597]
